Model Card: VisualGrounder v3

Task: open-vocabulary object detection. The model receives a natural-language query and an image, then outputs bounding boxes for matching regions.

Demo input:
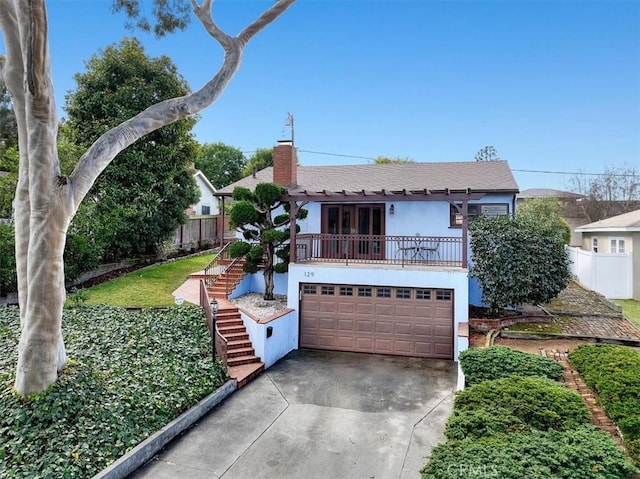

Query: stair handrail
[200,279,229,367]
[204,239,237,286]
[224,256,244,298]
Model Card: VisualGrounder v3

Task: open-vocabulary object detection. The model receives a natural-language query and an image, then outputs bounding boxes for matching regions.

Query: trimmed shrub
[422,425,637,479]
[448,376,590,439]
[459,346,563,386]
[569,344,640,463]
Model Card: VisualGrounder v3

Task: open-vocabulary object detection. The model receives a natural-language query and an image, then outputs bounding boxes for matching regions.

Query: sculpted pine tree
[0,0,295,396]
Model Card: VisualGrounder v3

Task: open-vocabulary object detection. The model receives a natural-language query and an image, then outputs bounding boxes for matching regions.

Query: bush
[569,344,640,463]
[0,305,227,477]
[469,215,571,315]
[0,222,17,295]
[447,376,590,439]
[459,346,563,386]
[422,425,637,479]
[64,232,103,284]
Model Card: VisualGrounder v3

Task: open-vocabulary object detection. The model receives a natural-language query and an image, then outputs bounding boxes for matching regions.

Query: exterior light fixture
[389,204,395,215]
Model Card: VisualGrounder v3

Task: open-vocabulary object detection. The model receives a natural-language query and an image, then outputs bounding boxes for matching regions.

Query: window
[376,287,392,298]
[592,237,598,253]
[358,287,372,297]
[450,203,509,227]
[610,238,626,254]
[416,289,431,300]
[201,205,211,215]
[302,285,317,295]
[436,290,452,301]
[396,288,411,299]
[339,286,354,296]
[321,285,335,295]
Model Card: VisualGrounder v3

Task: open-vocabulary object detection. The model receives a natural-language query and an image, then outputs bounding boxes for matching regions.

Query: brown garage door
[300,284,454,359]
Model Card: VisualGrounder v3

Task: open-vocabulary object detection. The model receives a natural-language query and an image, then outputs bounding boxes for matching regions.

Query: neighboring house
[190,170,219,216]
[569,209,640,300]
[217,141,519,365]
[516,188,587,246]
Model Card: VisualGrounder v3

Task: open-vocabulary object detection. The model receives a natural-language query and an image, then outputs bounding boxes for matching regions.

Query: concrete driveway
[130,349,457,479]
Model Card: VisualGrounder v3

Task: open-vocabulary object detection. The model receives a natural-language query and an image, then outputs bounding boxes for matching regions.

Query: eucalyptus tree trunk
[0,0,295,396]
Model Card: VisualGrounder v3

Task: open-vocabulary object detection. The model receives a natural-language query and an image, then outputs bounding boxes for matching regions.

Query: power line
[241,147,639,178]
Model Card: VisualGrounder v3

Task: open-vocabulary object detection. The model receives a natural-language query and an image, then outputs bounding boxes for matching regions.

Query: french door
[321,204,385,260]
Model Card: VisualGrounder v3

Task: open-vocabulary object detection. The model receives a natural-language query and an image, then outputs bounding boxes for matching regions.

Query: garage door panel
[414,342,434,355]
[301,284,453,359]
[338,302,356,314]
[375,304,394,316]
[356,337,373,350]
[394,340,412,353]
[356,320,374,332]
[337,319,354,331]
[393,304,413,317]
[374,339,393,352]
[415,324,434,336]
[394,322,413,335]
[318,318,336,329]
[356,303,374,314]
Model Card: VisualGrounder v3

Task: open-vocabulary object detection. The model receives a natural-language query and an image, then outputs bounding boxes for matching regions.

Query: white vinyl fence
[566,246,633,299]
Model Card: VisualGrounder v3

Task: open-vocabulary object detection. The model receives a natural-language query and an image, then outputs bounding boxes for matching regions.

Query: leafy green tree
[64,38,199,261]
[0,146,17,217]
[229,183,307,300]
[469,215,571,315]
[196,142,247,188]
[0,222,17,294]
[2,0,293,396]
[0,82,18,151]
[516,197,571,245]
[243,148,274,177]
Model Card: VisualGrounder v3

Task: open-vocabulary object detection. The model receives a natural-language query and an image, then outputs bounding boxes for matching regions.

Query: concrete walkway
[129,349,457,479]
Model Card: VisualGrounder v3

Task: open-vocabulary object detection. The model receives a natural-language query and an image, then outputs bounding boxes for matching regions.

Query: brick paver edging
[542,349,624,450]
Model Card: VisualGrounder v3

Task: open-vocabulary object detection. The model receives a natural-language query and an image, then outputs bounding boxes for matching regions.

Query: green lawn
[614,299,640,327]
[71,253,214,308]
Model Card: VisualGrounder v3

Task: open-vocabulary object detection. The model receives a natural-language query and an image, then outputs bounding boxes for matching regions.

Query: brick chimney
[273,140,298,187]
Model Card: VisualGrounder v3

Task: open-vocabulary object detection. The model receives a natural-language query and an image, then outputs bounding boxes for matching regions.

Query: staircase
[207,258,246,300]
[216,305,265,388]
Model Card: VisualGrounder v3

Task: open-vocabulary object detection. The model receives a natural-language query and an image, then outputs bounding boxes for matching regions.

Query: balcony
[295,234,465,268]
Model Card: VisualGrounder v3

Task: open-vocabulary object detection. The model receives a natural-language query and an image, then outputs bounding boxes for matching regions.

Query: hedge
[445,376,590,440]
[459,346,563,386]
[422,426,637,479]
[569,344,640,463]
[0,305,226,478]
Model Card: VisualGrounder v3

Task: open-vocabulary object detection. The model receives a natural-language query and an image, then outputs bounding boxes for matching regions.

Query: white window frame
[591,237,598,253]
[609,237,626,254]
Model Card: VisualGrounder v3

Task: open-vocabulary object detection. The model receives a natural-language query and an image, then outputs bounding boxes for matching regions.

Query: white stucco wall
[241,310,298,368]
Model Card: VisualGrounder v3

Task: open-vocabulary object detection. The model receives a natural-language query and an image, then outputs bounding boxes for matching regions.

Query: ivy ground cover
[0,305,226,478]
[569,344,640,463]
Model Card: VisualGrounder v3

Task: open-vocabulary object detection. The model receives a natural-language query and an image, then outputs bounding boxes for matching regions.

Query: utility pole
[285,112,294,146]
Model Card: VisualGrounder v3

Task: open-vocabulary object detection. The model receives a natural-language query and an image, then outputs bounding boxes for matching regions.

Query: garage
[299,283,454,359]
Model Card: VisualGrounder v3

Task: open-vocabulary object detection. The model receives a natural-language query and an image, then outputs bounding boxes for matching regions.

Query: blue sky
[3,0,640,191]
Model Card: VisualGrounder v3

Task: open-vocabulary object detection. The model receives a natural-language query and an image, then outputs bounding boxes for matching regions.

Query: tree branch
[70,0,295,211]
[238,0,296,45]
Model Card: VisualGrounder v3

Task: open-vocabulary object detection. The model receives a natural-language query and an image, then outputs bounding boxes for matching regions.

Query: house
[569,209,640,300]
[216,141,519,366]
[190,170,220,216]
[516,188,587,246]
